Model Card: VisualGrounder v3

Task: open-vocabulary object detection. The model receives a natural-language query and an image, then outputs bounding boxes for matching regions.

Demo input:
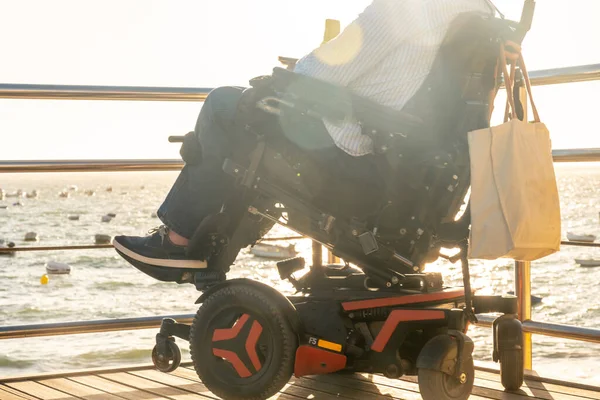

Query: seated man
[113,0,495,270]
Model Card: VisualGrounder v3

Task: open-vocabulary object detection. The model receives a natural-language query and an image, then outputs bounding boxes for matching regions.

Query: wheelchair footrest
[193,270,226,291]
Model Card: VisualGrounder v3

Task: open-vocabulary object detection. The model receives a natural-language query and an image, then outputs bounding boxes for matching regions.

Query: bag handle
[517,54,541,122]
[500,41,541,123]
[500,42,517,121]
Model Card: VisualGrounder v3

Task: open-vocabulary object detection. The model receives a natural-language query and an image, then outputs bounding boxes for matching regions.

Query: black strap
[460,241,478,324]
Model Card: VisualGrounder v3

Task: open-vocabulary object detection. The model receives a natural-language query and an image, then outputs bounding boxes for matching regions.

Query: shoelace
[148,225,169,244]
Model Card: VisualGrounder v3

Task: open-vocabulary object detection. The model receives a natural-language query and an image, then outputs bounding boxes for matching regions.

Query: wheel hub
[211,313,267,379]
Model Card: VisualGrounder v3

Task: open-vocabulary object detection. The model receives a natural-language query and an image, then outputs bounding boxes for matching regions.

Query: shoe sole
[112,238,207,269]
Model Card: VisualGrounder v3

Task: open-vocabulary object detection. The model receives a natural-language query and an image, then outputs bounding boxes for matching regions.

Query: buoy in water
[24,232,38,241]
[40,274,49,285]
[95,234,112,244]
[0,239,16,257]
[45,261,71,275]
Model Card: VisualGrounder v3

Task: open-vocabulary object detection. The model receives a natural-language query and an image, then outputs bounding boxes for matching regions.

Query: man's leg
[158,86,245,240]
[113,86,245,268]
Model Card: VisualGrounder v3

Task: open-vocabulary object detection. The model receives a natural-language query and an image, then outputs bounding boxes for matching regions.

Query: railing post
[515,260,533,369]
[514,70,533,369]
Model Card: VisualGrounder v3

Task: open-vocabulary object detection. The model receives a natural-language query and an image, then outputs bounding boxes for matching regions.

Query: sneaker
[112,225,207,269]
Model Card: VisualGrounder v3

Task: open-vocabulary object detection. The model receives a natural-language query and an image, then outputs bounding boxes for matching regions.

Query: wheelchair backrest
[368,13,521,263]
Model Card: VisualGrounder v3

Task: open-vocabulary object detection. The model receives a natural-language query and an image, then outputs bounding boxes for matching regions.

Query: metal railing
[0,83,211,102]
[1,63,599,101]
[2,62,600,373]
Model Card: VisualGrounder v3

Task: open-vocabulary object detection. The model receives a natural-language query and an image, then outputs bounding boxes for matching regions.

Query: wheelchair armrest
[269,67,423,134]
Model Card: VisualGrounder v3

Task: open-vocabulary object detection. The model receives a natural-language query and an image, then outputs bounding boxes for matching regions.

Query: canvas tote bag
[468,42,561,261]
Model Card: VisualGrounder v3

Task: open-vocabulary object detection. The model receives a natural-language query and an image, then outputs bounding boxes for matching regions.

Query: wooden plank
[36,378,123,400]
[69,375,165,400]
[402,370,600,400]
[5,364,599,400]
[471,376,592,400]
[476,364,600,394]
[100,371,215,400]
[178,365,487,400]
[130,369,313,400]
[475,370,600,400]
[0,386,36,400]
[0,364,160,384]
[173,366,408,400]
[319,372,532,400]
[4,381,78,400]
[301,371,494,400]
[127,370,217,399]
[1,384,40,400]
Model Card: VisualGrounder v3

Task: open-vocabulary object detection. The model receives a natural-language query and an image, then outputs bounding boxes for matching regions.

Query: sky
[1,0,600,160]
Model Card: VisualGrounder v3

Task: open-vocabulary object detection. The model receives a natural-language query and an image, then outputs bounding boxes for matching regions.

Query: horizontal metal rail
[475,315,600,344]
[560,240,600,248]
[1,64,599,102]
[0,237,591,254]
[0,84,211,102]
[552,148,600,163]
[0,159,183,173]
[526,63,600,86]
[0,236,307,253]
[0,315,194,339]
[2,312,599,343]
[0,244,112,252]
[1,149,598,174]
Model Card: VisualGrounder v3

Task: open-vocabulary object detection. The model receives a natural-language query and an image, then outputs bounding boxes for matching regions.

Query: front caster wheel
[500,349,524,390]
[418,357,475,400]
[152,339,181,372]
[189,284,298,400]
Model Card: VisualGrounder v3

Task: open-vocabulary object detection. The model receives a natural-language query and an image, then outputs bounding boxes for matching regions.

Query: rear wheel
[499,349,524,391]
[418,357,475,400]
[189,284,297,400]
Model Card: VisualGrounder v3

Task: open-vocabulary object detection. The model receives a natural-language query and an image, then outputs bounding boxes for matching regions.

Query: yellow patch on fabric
[314,23,363,66]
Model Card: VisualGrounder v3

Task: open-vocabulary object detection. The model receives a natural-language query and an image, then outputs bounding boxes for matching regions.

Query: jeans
[157,86,245,238]
[157,86,381,239]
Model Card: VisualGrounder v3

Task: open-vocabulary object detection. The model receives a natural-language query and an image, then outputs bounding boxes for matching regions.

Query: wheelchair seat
[199,12,521,290]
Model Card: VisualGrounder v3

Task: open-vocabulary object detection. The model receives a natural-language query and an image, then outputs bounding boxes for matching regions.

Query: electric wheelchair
[134,10,536,400]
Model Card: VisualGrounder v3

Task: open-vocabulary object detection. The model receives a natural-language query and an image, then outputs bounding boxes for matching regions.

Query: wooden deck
[2,363,599,400]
